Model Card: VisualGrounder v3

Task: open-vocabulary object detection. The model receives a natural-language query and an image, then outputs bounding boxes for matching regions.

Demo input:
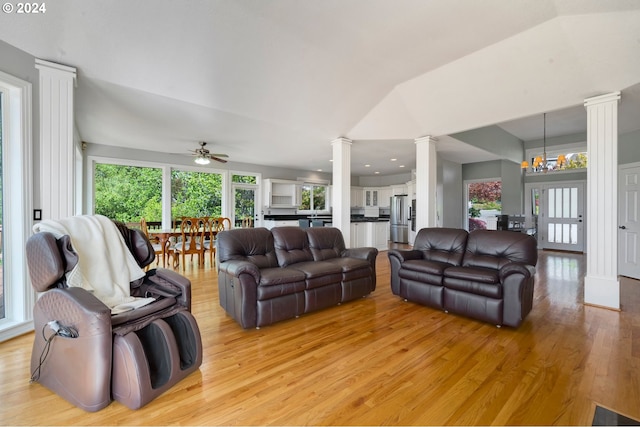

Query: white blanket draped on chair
[33,214,154,313]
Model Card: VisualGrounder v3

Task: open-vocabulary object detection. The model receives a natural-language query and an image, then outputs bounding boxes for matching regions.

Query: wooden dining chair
[241,217,254,228]
[173,217,206,270]
[204,217,231,266]
[140,217,166,268]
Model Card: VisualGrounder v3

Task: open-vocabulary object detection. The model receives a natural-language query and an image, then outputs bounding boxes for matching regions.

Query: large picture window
[171,170,222,219]
[94,163,163,223]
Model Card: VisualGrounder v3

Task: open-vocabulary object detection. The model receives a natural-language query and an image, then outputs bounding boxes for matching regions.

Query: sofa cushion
[401,259,452,276]
[306,227,346,261]
[216,228,278,269]
[323,256,370,273]
[413,228,468,266]
[257,267,306,301]
[259,267,306,286]
[286,261,343,290]
[443,266,501,298]
[272,227,314,267]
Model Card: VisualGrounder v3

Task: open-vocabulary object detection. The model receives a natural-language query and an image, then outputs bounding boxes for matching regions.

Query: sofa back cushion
[305,227,346,261]
[216,228,278,268]
[272,226,314,267]
[463,230,538,270]
[413,228,468,266]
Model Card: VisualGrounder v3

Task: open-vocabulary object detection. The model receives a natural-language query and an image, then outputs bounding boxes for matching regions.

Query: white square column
[332,137,352,247]
[583,91,621,310]
[35,59,77,220]
[415,136,438,231]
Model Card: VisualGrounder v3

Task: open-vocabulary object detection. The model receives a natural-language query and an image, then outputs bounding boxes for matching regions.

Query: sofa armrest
[344,247,378,264]
[499,262,536,328]
[499,262,535,282]
[218,260,261,283]
[388,249,423,263]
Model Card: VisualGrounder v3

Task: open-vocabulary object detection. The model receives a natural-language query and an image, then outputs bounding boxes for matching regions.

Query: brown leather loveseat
[388,228,537,328]
[216,226,378,329]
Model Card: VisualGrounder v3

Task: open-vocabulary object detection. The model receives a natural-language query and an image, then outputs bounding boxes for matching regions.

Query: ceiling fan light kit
[191,141,229,164]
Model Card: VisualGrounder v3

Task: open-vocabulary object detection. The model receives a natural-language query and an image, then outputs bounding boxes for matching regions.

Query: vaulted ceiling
[1,0,639,176]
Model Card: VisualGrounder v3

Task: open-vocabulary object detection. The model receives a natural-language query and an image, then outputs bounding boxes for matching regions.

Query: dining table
[148,228,218,269]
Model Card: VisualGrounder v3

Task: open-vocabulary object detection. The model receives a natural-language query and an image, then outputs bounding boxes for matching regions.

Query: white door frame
[618,162,640,279]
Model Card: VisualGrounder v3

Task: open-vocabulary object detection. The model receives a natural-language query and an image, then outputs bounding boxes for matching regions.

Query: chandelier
[521,113,566,173]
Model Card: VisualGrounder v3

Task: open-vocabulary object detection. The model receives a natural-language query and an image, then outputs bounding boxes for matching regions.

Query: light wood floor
[1,249,640,425]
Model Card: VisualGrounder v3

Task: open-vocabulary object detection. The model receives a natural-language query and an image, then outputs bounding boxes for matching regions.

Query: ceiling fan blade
[210,153,229,158]
[211,156,228,163]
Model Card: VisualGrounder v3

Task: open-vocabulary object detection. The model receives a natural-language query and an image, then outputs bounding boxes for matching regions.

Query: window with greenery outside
[171,170,222,219]
[94,164,162,223]
[299,184,327,212]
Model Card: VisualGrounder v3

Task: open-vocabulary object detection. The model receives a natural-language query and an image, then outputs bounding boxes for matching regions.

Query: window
[171,169,222,219]
[94,163,162,223]
[299,183,327,212]
[0,70,33,340]
[524,142,587,174]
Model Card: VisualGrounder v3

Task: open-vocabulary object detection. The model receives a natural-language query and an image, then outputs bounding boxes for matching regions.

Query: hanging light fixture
[522,112,565,173]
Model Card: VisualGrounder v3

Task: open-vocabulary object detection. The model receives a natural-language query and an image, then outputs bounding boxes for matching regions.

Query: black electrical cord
[29,322,79,383]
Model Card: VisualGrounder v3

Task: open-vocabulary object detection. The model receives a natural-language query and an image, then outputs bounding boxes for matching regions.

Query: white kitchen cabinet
[377,187,392,208]
[373,221,390,250]
[351,186,364,207]
[350,223,367,248]
[364,188,379,207]
[263,179,301,208]
[391,184,408,196]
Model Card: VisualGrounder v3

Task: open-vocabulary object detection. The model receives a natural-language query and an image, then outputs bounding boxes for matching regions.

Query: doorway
[619,163,640,279]
[233,184,258,228]
[465,179,502,231]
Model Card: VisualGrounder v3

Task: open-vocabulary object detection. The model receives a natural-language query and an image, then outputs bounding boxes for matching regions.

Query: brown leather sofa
[388,228,537,327]
[25,220,203,411]
[217,226,378,329]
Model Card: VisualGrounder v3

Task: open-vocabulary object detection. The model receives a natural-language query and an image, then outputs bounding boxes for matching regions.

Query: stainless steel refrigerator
[390,194,409,243]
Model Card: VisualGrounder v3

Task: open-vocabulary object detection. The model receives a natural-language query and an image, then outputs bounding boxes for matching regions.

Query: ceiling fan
[190,142,229,165]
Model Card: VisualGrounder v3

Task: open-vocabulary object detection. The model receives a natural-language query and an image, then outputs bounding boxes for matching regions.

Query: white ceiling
[1,0,639,176]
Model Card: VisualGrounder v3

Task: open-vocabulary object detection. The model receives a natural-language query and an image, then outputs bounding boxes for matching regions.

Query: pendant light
[521,112,565,173]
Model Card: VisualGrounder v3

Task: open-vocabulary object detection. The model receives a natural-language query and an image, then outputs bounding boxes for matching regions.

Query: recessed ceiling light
[317,169,323,172]
[365,164,371,168]
[375,171,380,174]
[399,165,405,168]
[329,159,333,162]
[390,158,397,161]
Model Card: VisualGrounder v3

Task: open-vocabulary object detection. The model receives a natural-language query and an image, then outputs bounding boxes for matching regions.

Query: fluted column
[415,136,438,230]
[35,59,77,220]
[583,91,621,309]
[332,137,352,246]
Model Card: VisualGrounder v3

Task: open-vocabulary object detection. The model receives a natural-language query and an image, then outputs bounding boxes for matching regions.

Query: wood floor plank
[1,249,640,425]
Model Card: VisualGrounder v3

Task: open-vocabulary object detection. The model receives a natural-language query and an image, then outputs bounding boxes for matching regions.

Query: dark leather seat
[389,228,537,327]
[217,226,378,328]
[25,218,203,411]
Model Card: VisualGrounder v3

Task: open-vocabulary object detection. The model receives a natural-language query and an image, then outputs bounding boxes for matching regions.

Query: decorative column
[414,136,438,230]
[332,137,352,247]
[35,59,77,220]
[583,91,621,309]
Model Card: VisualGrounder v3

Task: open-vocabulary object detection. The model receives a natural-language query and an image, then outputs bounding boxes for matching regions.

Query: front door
[539,182,585,252]
[619,164,640,279]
